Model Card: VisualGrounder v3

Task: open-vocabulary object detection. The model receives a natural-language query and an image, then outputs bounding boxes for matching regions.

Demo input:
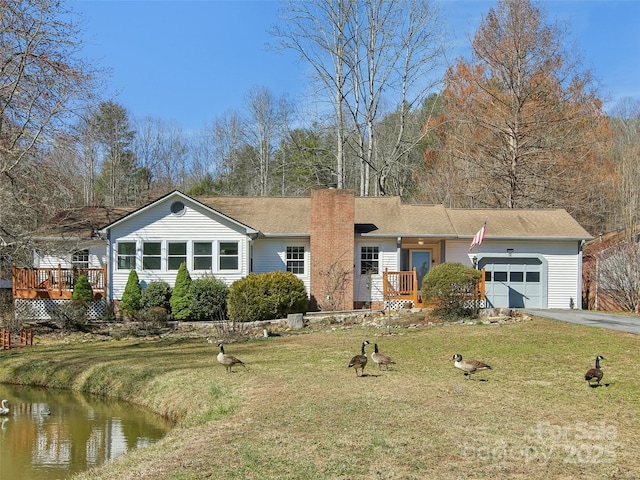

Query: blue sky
[75,0,640,132]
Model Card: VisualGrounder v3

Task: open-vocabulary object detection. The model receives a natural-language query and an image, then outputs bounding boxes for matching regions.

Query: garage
[479,257,545,308]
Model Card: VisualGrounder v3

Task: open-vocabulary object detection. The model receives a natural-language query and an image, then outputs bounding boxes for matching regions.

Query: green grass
[1,317,639,479]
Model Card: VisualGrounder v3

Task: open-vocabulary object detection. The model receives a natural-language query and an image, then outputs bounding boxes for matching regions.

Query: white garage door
[479,257,544,308]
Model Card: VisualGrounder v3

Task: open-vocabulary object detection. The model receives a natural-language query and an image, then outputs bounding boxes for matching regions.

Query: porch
[12,265,107,300]
[382,268,486,309]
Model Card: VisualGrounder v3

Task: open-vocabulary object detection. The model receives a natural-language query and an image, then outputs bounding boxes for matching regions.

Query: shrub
[228,271,309,322]
[170,262,192,320]
[120,270,142,319]
[141,281,172,310]
[72,275,94,304]
[137,306,171,335]
[189,276,229,321]
[421,262,482,319]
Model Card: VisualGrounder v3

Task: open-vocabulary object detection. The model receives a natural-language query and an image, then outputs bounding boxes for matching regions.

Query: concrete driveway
[524,309,640,335]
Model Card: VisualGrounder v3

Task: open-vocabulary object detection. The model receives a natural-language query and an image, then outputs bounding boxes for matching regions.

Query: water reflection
[0,384,173,480]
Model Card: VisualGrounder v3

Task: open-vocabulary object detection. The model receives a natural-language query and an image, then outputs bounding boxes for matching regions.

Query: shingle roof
[47,192,593,241]
[446,208,592,239]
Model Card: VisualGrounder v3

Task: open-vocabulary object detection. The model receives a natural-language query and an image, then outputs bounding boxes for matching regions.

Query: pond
[0,384,173,480]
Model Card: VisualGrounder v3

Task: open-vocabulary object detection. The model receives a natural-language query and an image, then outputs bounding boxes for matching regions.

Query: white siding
[252,238,311,295]
[35,246,106,269]
[445,239,582,309]
[107,198,250,300]
[354,238,398,303]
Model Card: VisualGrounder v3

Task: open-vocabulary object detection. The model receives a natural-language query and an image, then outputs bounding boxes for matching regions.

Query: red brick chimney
[310,189,355,311]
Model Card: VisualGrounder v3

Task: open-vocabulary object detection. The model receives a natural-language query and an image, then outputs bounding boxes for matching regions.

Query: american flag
[469,222,486,251]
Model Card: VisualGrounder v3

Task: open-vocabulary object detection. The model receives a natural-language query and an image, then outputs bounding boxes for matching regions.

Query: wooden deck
[383,268,485,308]
[12,265,106,300]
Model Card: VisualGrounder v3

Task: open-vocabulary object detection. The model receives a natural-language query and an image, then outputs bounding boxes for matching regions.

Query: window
[72,249,89,269]
[117,242,136,270]
[219,242,239,270]
[168,242,187,270]
[170,201,186,216]
[526,271,540,283]
[510,272,524,282]
[494,271,507,282]
[286,246,305,274]
[143,242,161,270]
[361,246,379,274]
[194,242,213,270]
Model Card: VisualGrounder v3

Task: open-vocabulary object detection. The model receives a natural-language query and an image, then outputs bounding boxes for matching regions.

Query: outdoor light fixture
[507,248,514,256]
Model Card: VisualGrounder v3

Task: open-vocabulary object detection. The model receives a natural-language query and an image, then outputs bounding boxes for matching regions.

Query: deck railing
[383,267,486,308]
[12,265,106,299]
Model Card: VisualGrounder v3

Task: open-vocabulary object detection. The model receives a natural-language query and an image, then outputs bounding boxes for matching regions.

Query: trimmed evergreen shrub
[189,276,229,321]
[120,270,142,319]
[141,281,172,310]
[421,262,482,319]
[72,274,94,304]
[228,271,309,322]
[170,262,192,320]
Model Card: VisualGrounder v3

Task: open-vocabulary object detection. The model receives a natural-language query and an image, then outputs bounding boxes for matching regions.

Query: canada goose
[371,343,396,370]
[348,341,370,377]
[585,355,605,386]
[452,353,492,379]
[0,400,9,416]
[217,343,246,373]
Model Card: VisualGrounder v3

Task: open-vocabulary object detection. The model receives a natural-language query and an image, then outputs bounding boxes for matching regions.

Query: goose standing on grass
[217,343,246,373]
[585,355,605,387]
[348,341,370,377]
[0,400,9,416]
[452,354,492,380]
[372,343,396,370]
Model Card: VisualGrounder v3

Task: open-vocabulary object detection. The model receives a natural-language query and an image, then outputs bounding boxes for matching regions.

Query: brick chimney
[309,189,355,311]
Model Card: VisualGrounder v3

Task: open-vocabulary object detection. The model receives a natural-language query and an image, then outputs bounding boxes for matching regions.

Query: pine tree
[72,275,94,305]
[120,270,142,319]
[170,262,192,320]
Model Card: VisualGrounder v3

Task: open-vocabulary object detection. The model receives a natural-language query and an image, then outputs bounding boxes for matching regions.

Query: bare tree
[273,0,444,196]
[243,85,293,196]
[594,241,640,313]
[0,0,97,175]
[0,0,99,265]
[272,0,358,190]
[431,0,612,233]
[134,116,188,196]
[610,98,640,235]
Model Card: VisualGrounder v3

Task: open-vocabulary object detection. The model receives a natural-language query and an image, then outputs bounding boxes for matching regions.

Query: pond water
[0,384,173,480]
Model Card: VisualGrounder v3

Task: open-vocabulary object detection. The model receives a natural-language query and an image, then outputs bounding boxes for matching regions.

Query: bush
[137,306,171,335]
[170,262,192,320]
[72,275,94,304]
[141,281,172,310]
[421,262,482,319]
[120,270,142,319]
[228,271,309,322]
[189,276,229,321]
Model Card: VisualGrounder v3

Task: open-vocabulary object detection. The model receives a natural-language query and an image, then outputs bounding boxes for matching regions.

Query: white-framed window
[72,249,89,269]
[193,242,213,270]
[142,242,162,270]
[286,246,305,274]
[168,242,187,270]
[219,241,239,270]
[360,246,379,275]
[117,242,136,270]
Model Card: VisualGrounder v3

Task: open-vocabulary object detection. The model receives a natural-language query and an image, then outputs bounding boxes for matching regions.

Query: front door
[410,250,431,290]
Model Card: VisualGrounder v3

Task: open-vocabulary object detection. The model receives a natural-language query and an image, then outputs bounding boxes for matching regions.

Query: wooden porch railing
[383,267,486,308]
[12,265,106,299]
[383,268,422,307]
[1,329,34,349]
